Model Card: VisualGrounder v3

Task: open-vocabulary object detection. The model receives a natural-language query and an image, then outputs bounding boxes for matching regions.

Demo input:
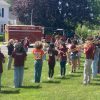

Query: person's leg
[71,59,75,72]
[73,59,77,72]
[34,60,42,83]
[7,55,13,70]
[77,57,80,69]
[92,60,96,78]
[37,61,42,83]
[83,59,88,84]
[51,67,54,78]
[34,60,38,82]
[60,61,66,76]
[92,58,99,78]
[51,65,55,78]
[0,73,2,91]
[48,64,52,78]
[63,61,66,76]
[19,67,24,87]
[98,54,100,73]
[61,61,66,76]
[60,61,63,76]
[67,53,71,65]
[87,60,92,84]
[14,67,19,88]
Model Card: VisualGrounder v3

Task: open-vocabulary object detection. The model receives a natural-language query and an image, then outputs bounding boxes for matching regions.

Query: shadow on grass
[21,85,42,89]
[42,80,61,84]
[90,82,100,86]
[24,67,28,70]
[55,76,70,80]
[75,71,83,74]
[1,86,9,88]
[93,79,100,81]
[0,89,20,94]
[68,74,81,78]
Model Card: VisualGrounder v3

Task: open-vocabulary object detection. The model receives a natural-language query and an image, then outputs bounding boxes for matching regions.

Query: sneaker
[83,82,87,85]
[31,80,34,83]
[66,63,69,65]
[48,77,51,80]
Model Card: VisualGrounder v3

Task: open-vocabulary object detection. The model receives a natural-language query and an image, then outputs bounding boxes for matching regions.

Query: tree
[88,0,100,25]
[12,0,94,30]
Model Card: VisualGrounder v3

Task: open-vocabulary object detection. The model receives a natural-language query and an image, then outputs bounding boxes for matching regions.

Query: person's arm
[24,53,27,61]
[55,50,59,61]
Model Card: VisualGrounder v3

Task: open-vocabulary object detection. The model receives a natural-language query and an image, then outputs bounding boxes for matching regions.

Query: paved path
[0,45,33,55]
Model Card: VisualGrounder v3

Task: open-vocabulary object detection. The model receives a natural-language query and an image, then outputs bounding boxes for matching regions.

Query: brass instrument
[67,39,100,53]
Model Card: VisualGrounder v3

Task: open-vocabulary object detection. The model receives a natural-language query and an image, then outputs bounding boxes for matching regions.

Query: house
[0,0,10,34]
[9,12,17,25]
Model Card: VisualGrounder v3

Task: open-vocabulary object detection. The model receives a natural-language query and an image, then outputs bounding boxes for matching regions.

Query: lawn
[0,54,100,100]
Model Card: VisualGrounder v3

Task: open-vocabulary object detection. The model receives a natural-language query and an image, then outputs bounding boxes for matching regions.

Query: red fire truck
[5,25,44,43]
[5,25,67,43]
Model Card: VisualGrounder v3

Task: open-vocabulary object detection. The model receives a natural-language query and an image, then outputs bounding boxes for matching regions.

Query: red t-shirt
[84,44,95,59]
[32,48,44,60]
[0,52,5,73]
[59,47,68,61]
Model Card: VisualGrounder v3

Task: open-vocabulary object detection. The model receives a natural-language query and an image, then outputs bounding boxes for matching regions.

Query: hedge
[0,34,4,41]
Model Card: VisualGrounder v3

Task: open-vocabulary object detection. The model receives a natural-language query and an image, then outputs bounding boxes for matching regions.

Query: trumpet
[68,39,100,53]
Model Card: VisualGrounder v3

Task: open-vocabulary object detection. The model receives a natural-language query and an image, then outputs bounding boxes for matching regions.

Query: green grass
[0,54,100,100]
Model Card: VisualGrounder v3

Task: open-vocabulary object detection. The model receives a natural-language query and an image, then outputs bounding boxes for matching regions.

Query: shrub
[75,24,92,38]
[0,34,4,42]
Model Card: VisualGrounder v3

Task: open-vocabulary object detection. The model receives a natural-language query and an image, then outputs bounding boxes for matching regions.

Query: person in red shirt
[24,37,30,52]
[83,37,95,85]
[32,41,44,83]
[70,40,78,73]
[66,38,72,65]
[0,48,5,91]
[59,42,68,77]
[48,43,58,79]
[21,37,30,53]
[12,43,27,88]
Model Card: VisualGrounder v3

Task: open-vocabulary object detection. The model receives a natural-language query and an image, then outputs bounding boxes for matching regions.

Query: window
[0,8,4,17]
[1,25,4,32]
[2,8,4,17]
[0,8,2,17]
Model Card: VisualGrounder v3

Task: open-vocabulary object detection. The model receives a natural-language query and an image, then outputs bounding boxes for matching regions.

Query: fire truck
[5,25,74,43]
[5,25,44,43]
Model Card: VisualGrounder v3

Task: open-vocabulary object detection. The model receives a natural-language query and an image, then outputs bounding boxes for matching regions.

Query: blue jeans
[60,61,66,76]
[92,57,99,78]
[14,67,24,88]
[0,73,2,89]
[34,60,42,83]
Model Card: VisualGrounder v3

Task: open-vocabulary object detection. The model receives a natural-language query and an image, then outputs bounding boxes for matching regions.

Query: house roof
[0,0,10,7]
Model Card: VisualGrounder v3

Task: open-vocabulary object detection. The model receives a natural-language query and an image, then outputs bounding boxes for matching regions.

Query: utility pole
[31,9,33,25]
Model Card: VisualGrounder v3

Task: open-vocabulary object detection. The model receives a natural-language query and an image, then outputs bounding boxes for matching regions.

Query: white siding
[0,5,9,33]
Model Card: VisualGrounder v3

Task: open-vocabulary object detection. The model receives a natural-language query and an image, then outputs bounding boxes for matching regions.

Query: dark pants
[98,54,100,73]
[60,61,66,76]
[34,60,42,83]
[48,62,55,78]
[0,73,2,90]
